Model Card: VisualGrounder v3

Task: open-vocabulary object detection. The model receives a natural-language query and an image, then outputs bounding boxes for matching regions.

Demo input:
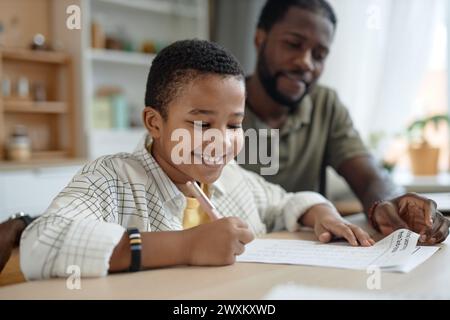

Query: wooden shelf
[4,101,68,114]
[88,48,155,66]
[0,150,83,171]
[0,157,87,171]
[1,48,70,64]
[32,150,70,159]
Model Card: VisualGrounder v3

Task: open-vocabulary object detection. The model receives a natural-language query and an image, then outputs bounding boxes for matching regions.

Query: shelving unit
[95,0,203,19]
[82,0,210,159]
[0,0,83,169]
[0,0,211,218]
[1,48,70,64]
[88,48,156,66]
[0,47,75,164]
[4,101,68,114]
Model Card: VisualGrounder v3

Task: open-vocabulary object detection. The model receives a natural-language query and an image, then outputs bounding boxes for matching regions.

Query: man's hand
[184,217,255,266]
[0,219,25,273]
[301,204,375,246]
[372,193,450,244]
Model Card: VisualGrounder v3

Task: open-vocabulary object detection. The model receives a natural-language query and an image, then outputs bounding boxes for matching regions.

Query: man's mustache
[275,71,313,86]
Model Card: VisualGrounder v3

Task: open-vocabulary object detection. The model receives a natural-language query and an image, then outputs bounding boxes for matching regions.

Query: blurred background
[0,0,449,219]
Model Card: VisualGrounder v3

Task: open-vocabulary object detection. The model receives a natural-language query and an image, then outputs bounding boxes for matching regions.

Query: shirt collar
[291,94,313,127]
[210,177,226,197]
[133,134,183,204]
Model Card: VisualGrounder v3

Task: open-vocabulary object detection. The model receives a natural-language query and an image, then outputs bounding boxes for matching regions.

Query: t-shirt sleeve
[324,90,370,170]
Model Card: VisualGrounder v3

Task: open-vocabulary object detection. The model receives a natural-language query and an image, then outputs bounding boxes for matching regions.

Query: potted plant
[407,114,449,176]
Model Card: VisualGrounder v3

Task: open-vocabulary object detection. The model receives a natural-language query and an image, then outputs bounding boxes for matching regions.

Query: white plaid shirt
[20,134,332,280]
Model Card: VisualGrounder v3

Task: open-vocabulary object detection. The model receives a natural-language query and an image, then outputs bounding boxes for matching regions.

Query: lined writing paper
[237,229,439,273]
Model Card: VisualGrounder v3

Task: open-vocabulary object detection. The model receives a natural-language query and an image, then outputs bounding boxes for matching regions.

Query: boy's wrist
[140,230,191,268]
[166,230,191,266]
[300,203,339,227]
[180,229,195,265]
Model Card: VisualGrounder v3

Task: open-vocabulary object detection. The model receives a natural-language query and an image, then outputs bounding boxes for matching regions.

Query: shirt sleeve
[324,90,370,170]
[241,168,333,232]
[20,166,126,280]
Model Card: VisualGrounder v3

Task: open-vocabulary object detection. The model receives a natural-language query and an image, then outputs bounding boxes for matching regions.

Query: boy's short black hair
[257,0,337,31]
[145,39,244,118]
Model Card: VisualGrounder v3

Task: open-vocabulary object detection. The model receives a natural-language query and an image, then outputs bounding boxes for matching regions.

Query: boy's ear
[143,107,163,139]
[254,29,267,53]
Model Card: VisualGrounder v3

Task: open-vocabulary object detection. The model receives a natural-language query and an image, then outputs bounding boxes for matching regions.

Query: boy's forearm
[109,230,189,273]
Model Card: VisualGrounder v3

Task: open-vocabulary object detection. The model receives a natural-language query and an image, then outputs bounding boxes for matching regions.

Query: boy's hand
[301,204,375,247]
[184,217,255,266]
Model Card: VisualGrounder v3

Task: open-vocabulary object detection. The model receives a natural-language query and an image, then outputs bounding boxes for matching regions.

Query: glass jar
[7,126,32,162]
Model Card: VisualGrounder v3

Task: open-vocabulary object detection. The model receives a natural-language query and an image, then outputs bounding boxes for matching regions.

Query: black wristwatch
[9,211,34,227]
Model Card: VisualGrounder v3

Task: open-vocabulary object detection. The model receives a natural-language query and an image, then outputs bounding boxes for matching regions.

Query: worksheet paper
[236,229,440,273]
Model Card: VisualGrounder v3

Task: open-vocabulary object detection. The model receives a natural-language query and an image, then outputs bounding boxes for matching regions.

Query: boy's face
[144,74,246,185]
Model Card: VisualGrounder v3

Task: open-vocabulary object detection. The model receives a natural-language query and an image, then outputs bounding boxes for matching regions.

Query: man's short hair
[145,39,244,118]
[257,0,337,32]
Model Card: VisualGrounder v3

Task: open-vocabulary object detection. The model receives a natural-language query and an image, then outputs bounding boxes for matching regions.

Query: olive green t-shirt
[240,85,369,194]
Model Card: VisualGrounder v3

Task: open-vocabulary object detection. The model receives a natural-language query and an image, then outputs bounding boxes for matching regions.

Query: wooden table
[0,214,449,299]
[0,249,25,287]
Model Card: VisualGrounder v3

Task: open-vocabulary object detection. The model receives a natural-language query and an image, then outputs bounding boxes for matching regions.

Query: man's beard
[256,44,309,111]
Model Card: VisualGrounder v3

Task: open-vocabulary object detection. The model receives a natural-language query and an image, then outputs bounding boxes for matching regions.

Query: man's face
[148,74,246,185]
[256,7,334,108]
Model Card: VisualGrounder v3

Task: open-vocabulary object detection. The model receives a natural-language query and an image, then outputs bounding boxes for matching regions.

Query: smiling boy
[20,40,373,279]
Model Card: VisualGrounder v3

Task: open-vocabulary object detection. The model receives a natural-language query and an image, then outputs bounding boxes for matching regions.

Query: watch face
[10,211,26,220]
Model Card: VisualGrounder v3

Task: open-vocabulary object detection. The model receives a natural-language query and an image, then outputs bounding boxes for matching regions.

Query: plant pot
[408,142,440,176]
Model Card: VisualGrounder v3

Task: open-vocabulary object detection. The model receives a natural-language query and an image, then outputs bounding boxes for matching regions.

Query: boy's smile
[144,74,246,185]
[192,148,232,166]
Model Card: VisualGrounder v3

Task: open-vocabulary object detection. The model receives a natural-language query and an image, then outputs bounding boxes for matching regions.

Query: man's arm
[337,155,449,243]
[336,154,403,214]
[321,88,448,243]
[0,219,27,273]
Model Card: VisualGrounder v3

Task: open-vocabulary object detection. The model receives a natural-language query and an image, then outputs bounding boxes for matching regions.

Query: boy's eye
[313,50,327,62]
[286,41,299,49]
[189,121,242,130]
[190,121,210,128]
[285,40,303,50]
[227,124,242,130]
